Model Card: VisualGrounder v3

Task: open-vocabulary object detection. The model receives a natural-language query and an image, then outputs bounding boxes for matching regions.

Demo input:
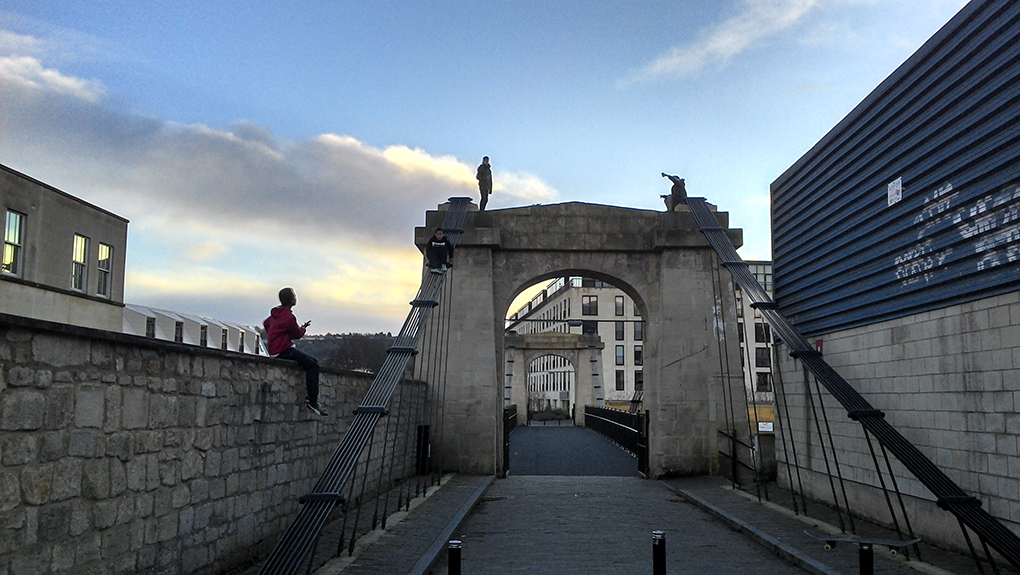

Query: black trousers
[279,347,320,404]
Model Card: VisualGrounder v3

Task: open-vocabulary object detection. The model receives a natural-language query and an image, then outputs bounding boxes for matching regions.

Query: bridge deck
[294,426,1005,575]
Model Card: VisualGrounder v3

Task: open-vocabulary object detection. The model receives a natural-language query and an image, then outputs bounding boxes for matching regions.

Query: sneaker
[306,402,328,416]
[441,264,448,272]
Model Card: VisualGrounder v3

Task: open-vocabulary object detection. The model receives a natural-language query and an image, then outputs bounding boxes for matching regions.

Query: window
[755,347,770,368]
[221,328,228,350]
[582,295,598,316]
[634,322,643,341]
[635,371,643,391]
[238,330,245,352]
[615,345,624,366]
[145,317,155,338]
[754,323,771,343]
[756,372,772,392]
[97,243,113,297]
[72,234,89,291]
[736,303,743,318]
[3,211,24,276]
[200,325,208,347]
[174,321,183,343]
[582,320,598,335]
[633,304,641,317]
[738,322,744,343]
[634,345,643,366]
[615,321,624,341]
[615,295,624,316]
[615,370,625,391]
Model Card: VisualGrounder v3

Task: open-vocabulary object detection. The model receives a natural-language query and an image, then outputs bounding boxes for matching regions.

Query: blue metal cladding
[770,0,1020,337]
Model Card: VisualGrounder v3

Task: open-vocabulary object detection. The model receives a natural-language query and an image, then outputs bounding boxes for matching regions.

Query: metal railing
[688,196,1020,568]
[258,198,472,575]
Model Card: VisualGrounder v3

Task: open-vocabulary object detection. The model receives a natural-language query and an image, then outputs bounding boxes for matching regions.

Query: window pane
[615,295,624,316]
[582,295,598,316]
[97,243,113,297]
[615,370,625,391]
[3,211,24,276]
[615,345,624,366]
[755,348,770,368]
[72,234,89,291]
[634,345,643,366]
[634,370,643,391]
[615,321,624,340]
[633,322,643,341]
[756,372,772,392]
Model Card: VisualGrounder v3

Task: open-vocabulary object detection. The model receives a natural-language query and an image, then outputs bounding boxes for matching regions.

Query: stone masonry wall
[0,314,421,575]
[775,290,1020,552]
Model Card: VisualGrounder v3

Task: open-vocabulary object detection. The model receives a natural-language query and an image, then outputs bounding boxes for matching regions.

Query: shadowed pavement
[508,424,639,476]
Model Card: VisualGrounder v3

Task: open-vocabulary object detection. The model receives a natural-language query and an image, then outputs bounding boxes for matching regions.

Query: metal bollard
[859,544,873,575]
[448,540,462,575]
[652,530,666,575]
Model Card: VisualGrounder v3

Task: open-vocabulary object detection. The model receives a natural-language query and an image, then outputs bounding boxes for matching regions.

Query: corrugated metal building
[771,0,1019,336]
[768,0,1020,556]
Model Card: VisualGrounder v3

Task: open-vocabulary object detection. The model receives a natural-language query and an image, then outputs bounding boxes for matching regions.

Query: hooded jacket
[263,305,305,356]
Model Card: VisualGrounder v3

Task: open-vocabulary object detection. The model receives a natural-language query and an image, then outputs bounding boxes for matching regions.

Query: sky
[0,0,972,334]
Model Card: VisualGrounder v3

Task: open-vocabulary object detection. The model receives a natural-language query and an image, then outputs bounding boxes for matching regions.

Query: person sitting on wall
[264,287,327,416]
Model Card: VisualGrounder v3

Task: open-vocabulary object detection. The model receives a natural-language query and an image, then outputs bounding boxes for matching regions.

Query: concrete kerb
[663,481,958,575]
[313,474,494,575]
[664,481,846,575]
[406,475,494,575]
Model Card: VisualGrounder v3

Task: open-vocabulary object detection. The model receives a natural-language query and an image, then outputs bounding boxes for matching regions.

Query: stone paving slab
[313,474,493,575]
[426,476,811,575]
[665,476,1003,575]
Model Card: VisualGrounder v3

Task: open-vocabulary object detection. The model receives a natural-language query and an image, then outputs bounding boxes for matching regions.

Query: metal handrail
[687,196,1020,568]
[258,198,472,575]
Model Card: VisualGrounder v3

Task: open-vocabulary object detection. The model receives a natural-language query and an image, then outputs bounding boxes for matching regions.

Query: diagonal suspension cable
[258,197,472,575]
[687,196,1020,568]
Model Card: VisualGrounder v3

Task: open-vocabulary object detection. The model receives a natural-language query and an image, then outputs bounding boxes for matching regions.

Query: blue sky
[0,0,970,333]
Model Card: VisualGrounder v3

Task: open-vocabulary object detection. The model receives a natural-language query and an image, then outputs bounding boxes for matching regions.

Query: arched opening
[502,274,648,476]
[525,353,575,423]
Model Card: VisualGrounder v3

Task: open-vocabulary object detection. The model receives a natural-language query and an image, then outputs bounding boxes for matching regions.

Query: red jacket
[263,306,305,356]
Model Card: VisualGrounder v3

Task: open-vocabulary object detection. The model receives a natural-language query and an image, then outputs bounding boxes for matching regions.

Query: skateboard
[804,529,920,556]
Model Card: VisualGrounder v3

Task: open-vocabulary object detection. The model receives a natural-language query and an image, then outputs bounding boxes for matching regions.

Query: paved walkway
[297,425,1012,575]
[508,425,639,476]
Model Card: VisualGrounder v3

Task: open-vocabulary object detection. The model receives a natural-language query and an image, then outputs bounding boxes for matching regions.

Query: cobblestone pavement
[426,475,810,574]
[508,425,639,476]
[296,424,1015,575]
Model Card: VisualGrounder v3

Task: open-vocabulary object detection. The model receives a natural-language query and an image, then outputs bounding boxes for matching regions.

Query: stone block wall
[775,290,1020,552]
[0,314,422,575]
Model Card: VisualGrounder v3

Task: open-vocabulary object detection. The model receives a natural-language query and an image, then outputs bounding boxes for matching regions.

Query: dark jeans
[279,347,320,404]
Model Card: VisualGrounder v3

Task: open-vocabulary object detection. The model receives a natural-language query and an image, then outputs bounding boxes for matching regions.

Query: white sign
[888,177,903,206]
[758,422,774,432]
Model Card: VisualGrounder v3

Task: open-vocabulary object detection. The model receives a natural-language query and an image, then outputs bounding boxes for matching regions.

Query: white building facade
[507,276,644,412]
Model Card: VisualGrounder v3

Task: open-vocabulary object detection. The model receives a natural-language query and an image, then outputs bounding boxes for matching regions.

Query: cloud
[0,44,559,332]
[0,55,106,101]
[622,0,819,85]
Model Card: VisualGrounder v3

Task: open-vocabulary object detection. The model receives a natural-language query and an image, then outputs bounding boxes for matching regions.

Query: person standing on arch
[661,173,687,211]
[477,156,492,211]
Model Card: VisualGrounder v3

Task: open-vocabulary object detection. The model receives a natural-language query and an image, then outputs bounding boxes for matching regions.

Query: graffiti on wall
[894,181,1020,287]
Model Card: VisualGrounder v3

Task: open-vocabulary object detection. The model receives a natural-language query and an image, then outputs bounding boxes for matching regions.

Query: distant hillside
[295,332,395,374]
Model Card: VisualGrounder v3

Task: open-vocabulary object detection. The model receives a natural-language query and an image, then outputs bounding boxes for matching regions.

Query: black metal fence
[503,404,518,474]
[584,405,648,475]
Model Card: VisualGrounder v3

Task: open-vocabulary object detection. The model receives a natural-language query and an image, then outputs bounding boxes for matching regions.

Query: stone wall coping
[0,311,369,378]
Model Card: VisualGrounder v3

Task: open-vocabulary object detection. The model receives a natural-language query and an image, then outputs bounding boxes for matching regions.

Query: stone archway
[504,331,604,425]
[416,201,748,478]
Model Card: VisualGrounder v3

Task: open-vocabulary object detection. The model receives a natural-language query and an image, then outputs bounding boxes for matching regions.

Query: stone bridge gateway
[415,201,749,478]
